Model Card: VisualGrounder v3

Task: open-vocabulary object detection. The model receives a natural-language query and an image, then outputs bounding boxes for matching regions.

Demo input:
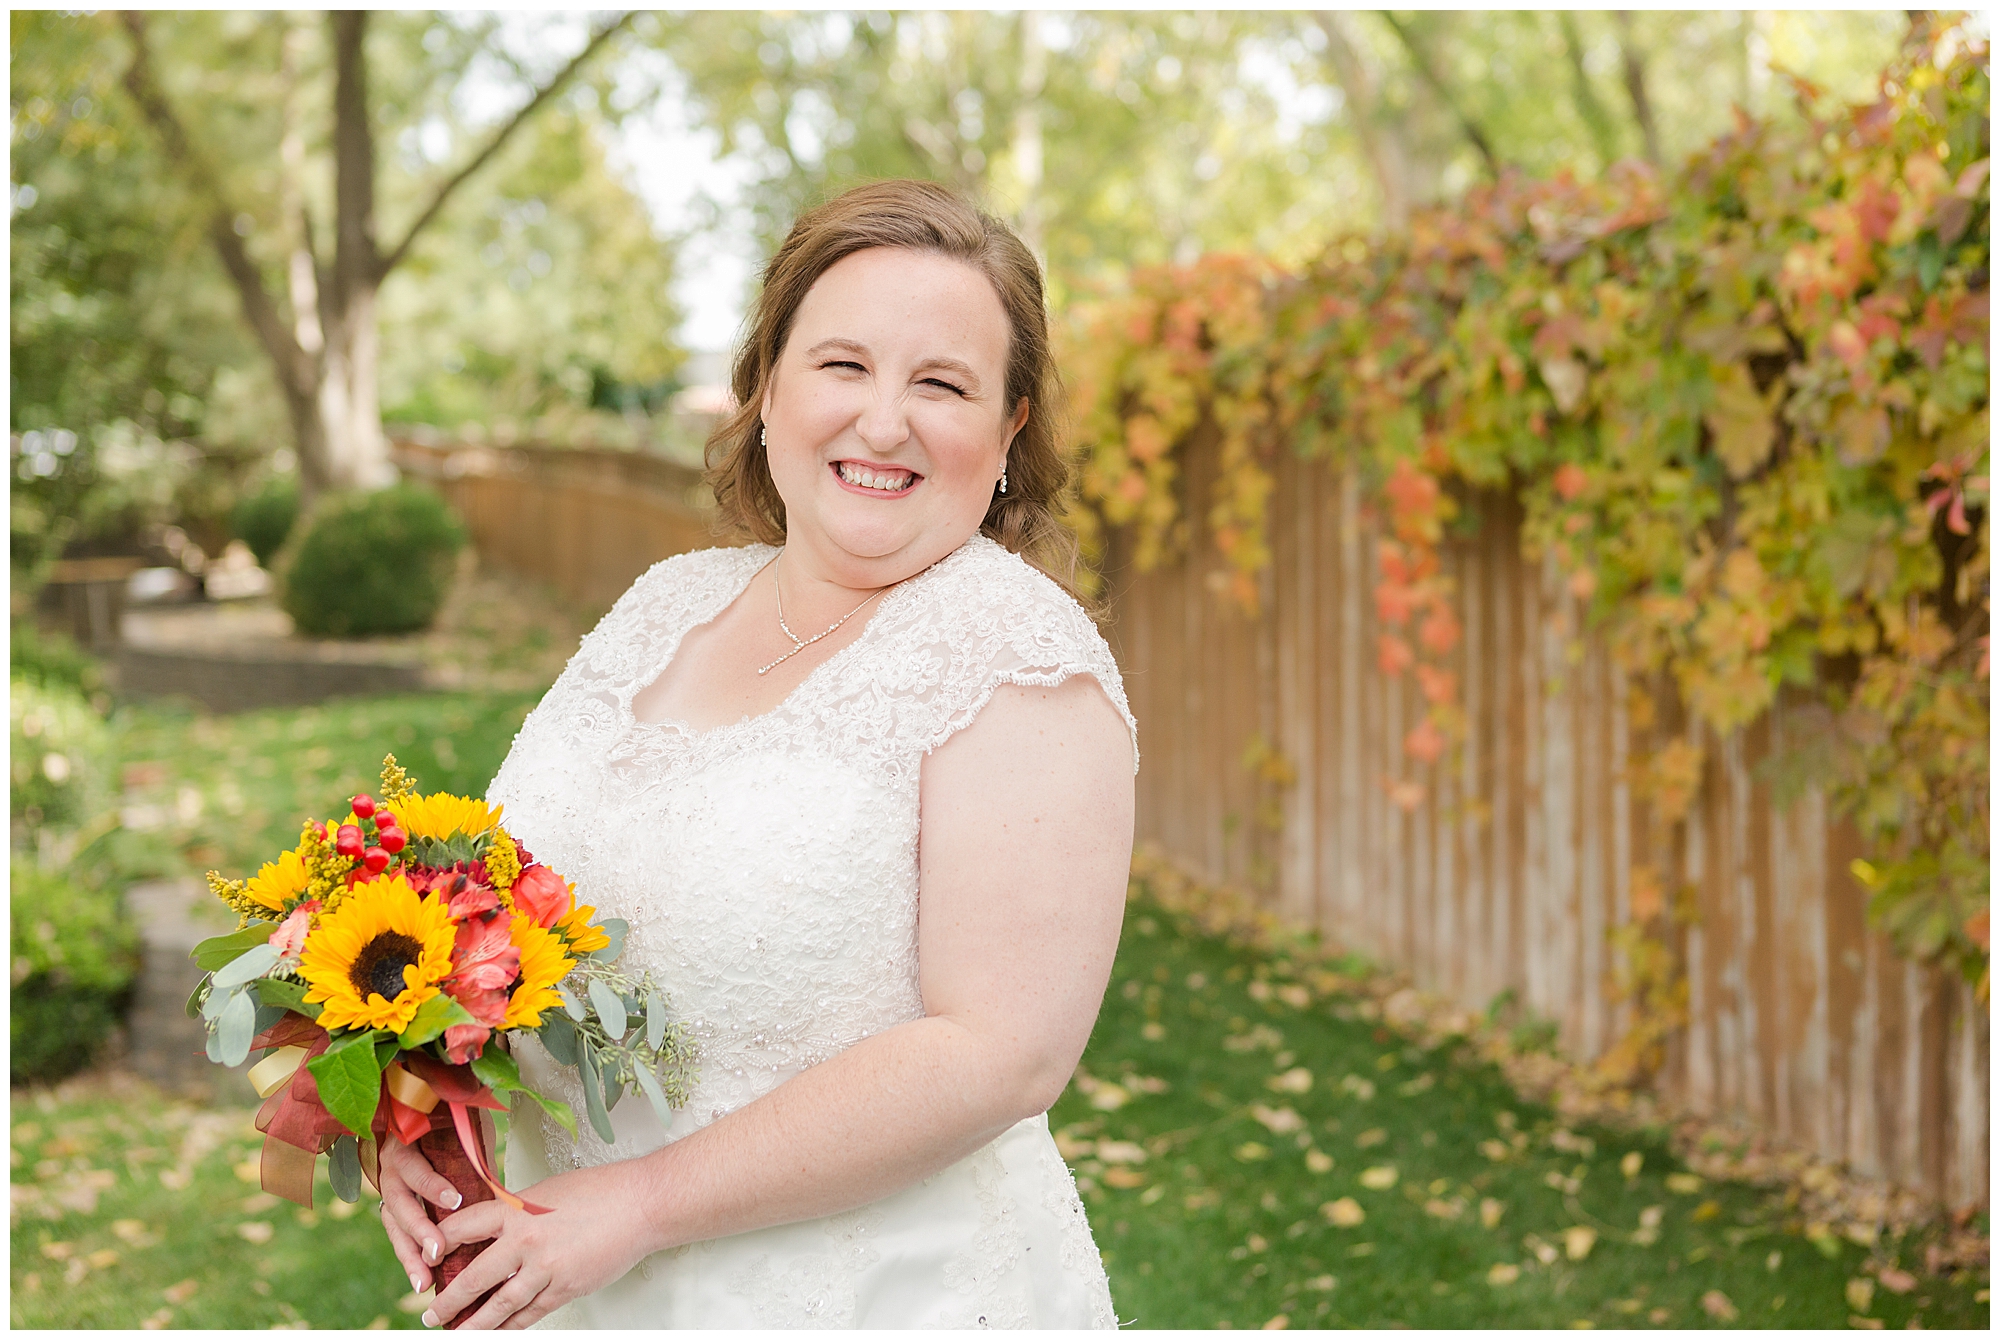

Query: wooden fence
[401,434,1987,1207]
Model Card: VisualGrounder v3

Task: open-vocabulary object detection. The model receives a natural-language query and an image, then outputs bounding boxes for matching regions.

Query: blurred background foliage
[10,9,1914,591]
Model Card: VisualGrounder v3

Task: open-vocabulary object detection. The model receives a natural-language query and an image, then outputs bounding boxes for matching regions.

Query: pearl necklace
[755,552,892,677]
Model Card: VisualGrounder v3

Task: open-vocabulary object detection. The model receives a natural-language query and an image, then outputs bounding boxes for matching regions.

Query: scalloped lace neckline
[621,541,960,741]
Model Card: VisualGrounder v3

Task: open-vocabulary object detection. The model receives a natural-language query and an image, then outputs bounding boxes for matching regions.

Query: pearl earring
[998,463,1009,495]
[760,425,767,449]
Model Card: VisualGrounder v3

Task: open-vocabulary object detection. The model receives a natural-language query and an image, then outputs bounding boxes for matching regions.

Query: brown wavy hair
[705,179,1079,592]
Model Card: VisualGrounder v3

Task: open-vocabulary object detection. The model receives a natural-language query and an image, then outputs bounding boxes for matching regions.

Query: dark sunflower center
[350,932,424,1002]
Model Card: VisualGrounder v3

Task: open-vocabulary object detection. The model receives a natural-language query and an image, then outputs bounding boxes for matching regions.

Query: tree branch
[376,12,635,278]
[1378,11,1504,180]
[117,11,313,401]
[1614,12,1662,165]
[1315,10,1412,229]
[1557,12,1622,167]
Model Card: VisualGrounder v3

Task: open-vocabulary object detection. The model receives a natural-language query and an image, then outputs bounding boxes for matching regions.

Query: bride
[374,179,1138,1329]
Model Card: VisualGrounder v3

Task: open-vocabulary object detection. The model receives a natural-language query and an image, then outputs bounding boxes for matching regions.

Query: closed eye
[920,377,967,396]
[820,359,865,373]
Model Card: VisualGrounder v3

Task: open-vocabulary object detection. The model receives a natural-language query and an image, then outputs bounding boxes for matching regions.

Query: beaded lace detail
[488,534,1131,1325]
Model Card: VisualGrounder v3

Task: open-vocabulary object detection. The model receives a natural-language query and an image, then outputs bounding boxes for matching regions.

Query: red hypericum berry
[335,824,364,857]
[363,846,391,873]
[377,827,406,854]
[351,794,377,820]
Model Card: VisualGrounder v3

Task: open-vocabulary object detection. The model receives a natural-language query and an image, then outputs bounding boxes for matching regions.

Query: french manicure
[424,1240,440,1265]
[409,1273,424,1293]
[421,1309,440,1329]
[442,1189,463,1210]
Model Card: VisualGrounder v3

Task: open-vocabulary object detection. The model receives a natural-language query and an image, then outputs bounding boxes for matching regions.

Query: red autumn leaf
[1850,174,1900,244]
[1378,634,1415,677]
[1414,664,1457,705]
[1403,719,1446,765]
[1419,607,1462,655]
[1828,320,1868,371]
[1966,910,1990,953]
[1376,579,1419,627]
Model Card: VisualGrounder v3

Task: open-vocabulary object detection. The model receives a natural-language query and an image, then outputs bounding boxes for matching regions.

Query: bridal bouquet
[191,755,692,1313]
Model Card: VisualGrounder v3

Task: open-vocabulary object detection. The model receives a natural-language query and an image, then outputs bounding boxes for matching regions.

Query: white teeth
[839,463,912,491]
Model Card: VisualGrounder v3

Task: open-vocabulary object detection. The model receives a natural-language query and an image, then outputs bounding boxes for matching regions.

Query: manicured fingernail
[442,1189,463,1210]
[424,1240,440,1265]
[409,1273,424,1293]
[421,1309,439,1329]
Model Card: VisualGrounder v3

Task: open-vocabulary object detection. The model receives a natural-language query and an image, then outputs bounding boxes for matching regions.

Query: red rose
[511,864,573,928]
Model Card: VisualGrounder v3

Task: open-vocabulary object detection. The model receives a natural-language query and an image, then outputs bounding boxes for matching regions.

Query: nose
[852,390,911,455]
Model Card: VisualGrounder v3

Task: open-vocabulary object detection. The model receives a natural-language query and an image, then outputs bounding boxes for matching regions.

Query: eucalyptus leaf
[216,987,257,1067]
[204,1022,227,1064]
[645,992,666,1052]
[578,1048,615,1144]
[602,1068,624,1112]
[587,978,627,1040]
[185,978,208,1021]
[631,1057,675,1129]
[200,981,236,1022]
[191,922,276,972]
[211,942,281,990]
[557,982,586,1022]
[538,1013,579,1066]
[589,918,629,963]
[329,1135,363,1204]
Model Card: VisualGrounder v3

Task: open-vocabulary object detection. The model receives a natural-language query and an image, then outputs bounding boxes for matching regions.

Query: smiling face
[761,246,1027,586]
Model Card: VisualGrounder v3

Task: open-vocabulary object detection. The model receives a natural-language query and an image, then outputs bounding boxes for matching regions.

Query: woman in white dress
[374,179,1138,1329]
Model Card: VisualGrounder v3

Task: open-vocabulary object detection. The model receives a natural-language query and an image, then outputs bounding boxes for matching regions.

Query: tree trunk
[1011,11,1047,255]
[1613,12,1662,166]
[1558,12,1623,170]
[1315,11,1415,231]
[322,11,394,493]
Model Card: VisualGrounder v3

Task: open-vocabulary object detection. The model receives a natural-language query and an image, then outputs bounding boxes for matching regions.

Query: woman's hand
[376,1134,466,1297]
[414,1161,660,1330]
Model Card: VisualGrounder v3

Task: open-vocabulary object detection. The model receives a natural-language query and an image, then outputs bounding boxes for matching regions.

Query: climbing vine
[1064,22,1988,1009]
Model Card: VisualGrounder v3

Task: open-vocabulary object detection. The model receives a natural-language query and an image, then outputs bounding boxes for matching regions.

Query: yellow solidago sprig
[299,816,361,918]
[206,871,270,927]
[484,828,521,904]
[379,754,418,806]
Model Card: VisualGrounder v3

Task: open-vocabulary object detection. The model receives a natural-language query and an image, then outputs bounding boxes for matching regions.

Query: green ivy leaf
[307,1030,386,1139]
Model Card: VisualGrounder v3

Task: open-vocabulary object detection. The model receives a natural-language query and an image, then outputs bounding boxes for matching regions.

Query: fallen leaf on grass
[1338,1075,1376,1101]
[1849,1318,1884,1330]
[1480,1198,1506,1229]
[1564,1227,1597,1260]
[1691,1199,1722,1222]
[1139,1184,1166,1206]
[1102,1167,1147,1190]
[1089,1084,1131,1112]
[1846,1278,1875,1313]
[1235,1142,1271,1162]
[1620,1151,1643,1178]
[1876,1266,1916,1294]
[1354,1128,1388,1149]
[1141,1022,1167,1042]
[1424,1199,1462,1221]
[1488,1263,1521,1286]
[232,1159,262,1184]
[1305,1275,1337,1292]
[164,1280,199,1304]
[1479,1139,1511,1161]
[1251,1105,1305,1135]
[1305,1150,1335,1174]
[1267,1068,1313,1094]
[111,1219,151,1245]
[1701,1290,1738,1322]
[1647,1308,1671,1325]
[1665,1172,1703,1195]
[1321,1197,1365,1227]
[140,1309,173,1331]
[40,1242,73,1261]
[1767,1251,1783,1272]
[86,1248,119,1268]
[64,1258,88,1285]
[1358,1166,1398,1190]
[1261,1315,1290,1330]
[1096,1140,1147,1165]
[236,1221,275,1244]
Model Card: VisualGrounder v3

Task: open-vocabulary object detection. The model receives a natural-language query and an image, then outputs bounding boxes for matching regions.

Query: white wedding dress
[488,534,1136,1328]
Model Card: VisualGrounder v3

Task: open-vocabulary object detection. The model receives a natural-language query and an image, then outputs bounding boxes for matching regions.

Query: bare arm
[401,676,1134,1328]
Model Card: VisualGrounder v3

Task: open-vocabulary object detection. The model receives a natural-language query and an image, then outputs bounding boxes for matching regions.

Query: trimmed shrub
[10,859,141,1084]
[279,484,467,638]
[230,476,301,569]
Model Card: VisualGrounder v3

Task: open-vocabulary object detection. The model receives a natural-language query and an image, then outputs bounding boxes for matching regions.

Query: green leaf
[192,923,276,972]
[397,993,474,1049]
[308,1030,387,1138]
[216,988,257,1067]
[587,978,628,1040]
[631,1057,675,1130]
[211,942,280,989]
[557,982,586,1022]
[185,978,208,1021]
[589,918,629,963]
[469,1047,525,1095]
[329,1134,362,1204]
[645,992,667,1052]
[578,1046,615,1144]
[255,976,321,1019]
[539,1013,579,1066]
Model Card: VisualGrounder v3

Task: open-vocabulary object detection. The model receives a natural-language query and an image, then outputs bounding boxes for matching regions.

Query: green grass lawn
[10,1074,418,1329]
[1056,899,1989,1329]
[10,688,1985,1329]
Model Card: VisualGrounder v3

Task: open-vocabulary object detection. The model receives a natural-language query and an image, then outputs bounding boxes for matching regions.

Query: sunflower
[299,872,457,1033]
[502,913,574,1029]
[243,848,312,914]
[552,903,611,956]
[386,792,503,844]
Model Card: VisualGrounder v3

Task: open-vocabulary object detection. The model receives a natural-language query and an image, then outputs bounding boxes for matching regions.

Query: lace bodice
[488,533,1136,1151]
